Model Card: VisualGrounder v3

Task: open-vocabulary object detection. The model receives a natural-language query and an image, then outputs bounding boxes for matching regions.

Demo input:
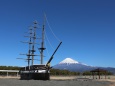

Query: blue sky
[0,0,115,67]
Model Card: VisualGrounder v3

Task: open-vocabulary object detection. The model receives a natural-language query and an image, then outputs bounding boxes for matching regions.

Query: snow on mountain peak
[59,58,79,64]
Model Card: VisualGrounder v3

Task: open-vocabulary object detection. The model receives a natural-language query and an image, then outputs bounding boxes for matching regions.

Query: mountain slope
[53,58,115,73]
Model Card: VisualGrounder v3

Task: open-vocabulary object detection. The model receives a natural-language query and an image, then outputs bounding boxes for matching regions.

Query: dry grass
[50,76,77,80]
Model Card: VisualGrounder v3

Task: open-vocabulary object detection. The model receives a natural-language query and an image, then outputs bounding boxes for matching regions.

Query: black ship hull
[19,65,50,80]
[20,72,50,80]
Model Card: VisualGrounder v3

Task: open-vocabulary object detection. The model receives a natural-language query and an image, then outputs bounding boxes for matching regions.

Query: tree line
[50,69,80,76]
[50,69,113,76]
[0,66,20,70]
[82,71,113,75]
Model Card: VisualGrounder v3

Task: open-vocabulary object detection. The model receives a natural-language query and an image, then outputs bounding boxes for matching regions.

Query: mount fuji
[53,58,115,73]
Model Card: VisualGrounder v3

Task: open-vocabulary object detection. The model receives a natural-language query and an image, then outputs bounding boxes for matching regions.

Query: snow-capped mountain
[59,58,79,64]
[53,58,115,73]
[53,58,94,72]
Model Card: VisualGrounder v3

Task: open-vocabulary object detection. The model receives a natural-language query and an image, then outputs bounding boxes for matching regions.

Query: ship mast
[19,26,33,70]
[18,21,38,68]
[39,16,46,64]
[28,27,32,69]
[31,21,37,65]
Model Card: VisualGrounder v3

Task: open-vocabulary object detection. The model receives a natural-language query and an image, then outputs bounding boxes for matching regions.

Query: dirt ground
[0,75,115,86]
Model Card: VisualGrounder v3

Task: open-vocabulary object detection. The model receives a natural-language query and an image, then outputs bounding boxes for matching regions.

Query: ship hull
[20,72,50,80]
[19,65,50,80]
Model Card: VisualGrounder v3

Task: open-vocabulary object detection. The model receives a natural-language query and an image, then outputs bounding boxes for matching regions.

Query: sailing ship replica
[19,18,62,80]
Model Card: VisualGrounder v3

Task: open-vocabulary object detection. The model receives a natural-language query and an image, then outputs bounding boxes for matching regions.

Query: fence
[0,70,19,77]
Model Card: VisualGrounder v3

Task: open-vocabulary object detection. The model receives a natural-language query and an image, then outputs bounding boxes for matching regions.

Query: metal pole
[7,72,8,77]
[17,72,18,77]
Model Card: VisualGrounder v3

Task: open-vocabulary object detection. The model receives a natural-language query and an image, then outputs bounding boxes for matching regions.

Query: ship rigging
[18,15,62,80]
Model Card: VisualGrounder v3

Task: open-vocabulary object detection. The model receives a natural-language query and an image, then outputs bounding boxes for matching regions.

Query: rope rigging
[43,14,62,62]
[44,30,54,50]
[45,14,61,42]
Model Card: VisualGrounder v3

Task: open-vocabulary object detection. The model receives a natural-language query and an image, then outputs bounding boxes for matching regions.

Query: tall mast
[19,27,33,70]
[39,16,46,64]
[31,21,37,65]
[18,21,38,67]
[28,27,32,69]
